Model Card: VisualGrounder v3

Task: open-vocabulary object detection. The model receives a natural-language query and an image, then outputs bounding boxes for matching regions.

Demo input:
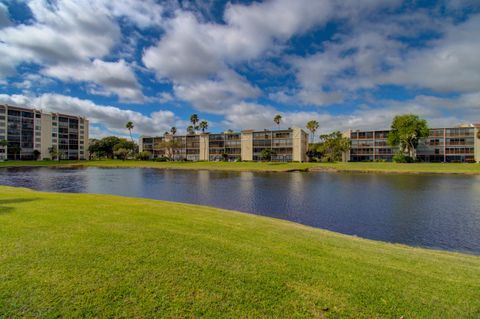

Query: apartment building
[0,104,89,161]
[140,128,308,162]
[345,124,480,163]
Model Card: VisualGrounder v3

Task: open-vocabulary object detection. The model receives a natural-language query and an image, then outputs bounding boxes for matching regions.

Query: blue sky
[0,0,479,138]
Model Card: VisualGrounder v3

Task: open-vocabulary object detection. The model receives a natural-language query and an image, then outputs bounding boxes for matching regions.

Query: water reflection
[0,167,479,254]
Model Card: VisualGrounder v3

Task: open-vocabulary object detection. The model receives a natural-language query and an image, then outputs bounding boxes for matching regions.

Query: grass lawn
[0,159,479,174]
[1,186,479,318]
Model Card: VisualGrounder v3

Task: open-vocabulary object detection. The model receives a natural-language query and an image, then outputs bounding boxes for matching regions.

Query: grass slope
[1,159,479,174]
[0,186,479,318]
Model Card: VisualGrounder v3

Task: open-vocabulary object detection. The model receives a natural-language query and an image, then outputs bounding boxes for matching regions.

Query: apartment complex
[345,124,480,163]
[0,105,89,161]
[140,128,308,162]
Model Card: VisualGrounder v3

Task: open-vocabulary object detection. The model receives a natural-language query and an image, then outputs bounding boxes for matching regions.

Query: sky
[0,0,479,138]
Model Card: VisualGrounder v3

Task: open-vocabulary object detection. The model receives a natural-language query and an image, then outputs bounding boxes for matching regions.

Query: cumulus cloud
[382,15,480,93]
[44,59,144,102]
[0,0,154,101]
[174,70,261,114]
[142,0,340,112]
[223,90,479,134]
[102,0,164,28]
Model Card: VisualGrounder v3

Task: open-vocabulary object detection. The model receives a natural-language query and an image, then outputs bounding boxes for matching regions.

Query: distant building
[344,124,480,163]
[0,104,89,160]
[140,128,309,162]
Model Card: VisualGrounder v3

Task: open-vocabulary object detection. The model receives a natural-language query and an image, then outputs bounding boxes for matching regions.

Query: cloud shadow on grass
[0,198,41,214]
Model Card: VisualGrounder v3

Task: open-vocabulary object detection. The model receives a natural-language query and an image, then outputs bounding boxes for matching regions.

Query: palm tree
[190,114,199,131]
[274,114,282,128]
[198,120,209,160]
[9,145,21,160]
[306,120,320,144]
[126,121,134,143]
[187,125,195,135]
[199,120,208,133]
[170,127,177,136]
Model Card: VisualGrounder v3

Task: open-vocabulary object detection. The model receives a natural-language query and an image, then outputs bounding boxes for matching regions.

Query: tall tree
[114,148,129,161]
[49,146,59,161]
[190,114,199,131]
[308,131,351,162]
[199,120,208,133]
[159,139,181,160]
[306,120,320,143]
[273,114,282,128]
[33,150,41,160]
[9,145,21,160]
[126,121,134,143]
[387,114,429,160]
[260,148,276,161]
[170,127,177,136]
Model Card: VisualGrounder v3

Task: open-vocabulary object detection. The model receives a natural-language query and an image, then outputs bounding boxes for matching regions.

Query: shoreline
[1,160,479,175]
[2,185,478,256]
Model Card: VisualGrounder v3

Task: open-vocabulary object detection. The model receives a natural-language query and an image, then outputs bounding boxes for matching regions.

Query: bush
[154,156,169,162]
[136,151,151,160]
[393,153,415,163]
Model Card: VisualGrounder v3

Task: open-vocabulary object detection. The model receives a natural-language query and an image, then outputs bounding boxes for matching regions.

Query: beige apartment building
[345,124,480,163]
[0,104,89,160]
[140,128,309,162]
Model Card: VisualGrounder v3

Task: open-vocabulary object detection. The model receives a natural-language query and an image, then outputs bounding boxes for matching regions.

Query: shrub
[136,151,151,160]
[154,156,169,162]
[393,153,415,163]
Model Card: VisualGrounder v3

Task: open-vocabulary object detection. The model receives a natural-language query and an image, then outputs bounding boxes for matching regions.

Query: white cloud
[44,59,144,102]
[222,90,479,134]
[102,0,164,28]
[0,0,162,101]
[143,11,223,82]
[12,74,55,91]
[142,0,338,113]
[174,70,260,114]
[382,15,480,93]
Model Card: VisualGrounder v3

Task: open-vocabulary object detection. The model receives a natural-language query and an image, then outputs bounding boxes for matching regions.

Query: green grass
[310,161,480,174]
[1,186,479,318]
[0,159,479,174]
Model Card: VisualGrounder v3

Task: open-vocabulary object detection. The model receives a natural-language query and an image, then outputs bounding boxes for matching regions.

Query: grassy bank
[1,186,479,318]
[1,159,479,174]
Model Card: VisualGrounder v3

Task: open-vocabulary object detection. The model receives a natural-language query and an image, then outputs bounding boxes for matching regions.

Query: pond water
[1,167,480,254]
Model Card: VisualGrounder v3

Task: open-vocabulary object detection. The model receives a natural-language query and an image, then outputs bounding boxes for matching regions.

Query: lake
[1,167,479,254]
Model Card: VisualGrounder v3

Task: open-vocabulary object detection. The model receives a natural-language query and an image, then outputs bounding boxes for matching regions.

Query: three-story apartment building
[345,124,480,162]
[140,128,308,162]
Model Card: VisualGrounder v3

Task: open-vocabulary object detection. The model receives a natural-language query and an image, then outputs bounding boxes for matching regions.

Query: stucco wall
[241,131,253,161]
